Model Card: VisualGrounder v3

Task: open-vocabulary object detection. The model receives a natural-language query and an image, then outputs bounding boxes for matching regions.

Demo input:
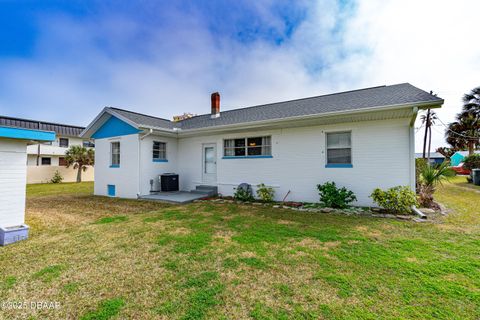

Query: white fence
[27,166,94,184]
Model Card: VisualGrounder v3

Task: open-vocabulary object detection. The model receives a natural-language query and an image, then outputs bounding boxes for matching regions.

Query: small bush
[50,170,63,184]
[463,154,480,170]
[256,183,275,202]
[370,186,417,214]
[317,182,357,209]
[234,184,254,201]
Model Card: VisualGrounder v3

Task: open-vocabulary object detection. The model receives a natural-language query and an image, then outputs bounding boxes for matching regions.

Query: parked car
[451,163,470,175]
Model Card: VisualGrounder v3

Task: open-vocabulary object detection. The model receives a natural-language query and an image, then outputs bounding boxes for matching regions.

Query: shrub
[50,170,63,184]
[317,182,357,209]
[370,186,417,214]
[256,183,275,202]
[463,154,480,171]
[234,184,254,202]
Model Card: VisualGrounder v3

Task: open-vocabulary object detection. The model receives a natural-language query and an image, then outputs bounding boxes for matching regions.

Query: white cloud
[0,0,478,152]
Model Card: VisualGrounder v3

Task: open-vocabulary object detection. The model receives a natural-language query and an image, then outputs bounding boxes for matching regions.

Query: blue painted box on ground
[0,224,29,246]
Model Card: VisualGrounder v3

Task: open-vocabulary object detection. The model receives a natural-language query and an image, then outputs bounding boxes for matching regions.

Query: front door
[202,144,217,183]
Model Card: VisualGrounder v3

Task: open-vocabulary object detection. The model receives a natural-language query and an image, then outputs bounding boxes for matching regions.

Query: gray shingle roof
[109,83,441,131]
[0,116,85,137]
[110,108,176,129]
[178,83,442,130]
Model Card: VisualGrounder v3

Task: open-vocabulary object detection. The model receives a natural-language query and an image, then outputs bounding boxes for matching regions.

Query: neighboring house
[0,125,55,245]
[0,116,95,183]
[450,150,480,167]
[415,152,445,165]
[81,83,443,206]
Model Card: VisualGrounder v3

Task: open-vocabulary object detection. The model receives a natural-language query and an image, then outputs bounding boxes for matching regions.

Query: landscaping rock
[321,208,333,213]
[395,215,412,220]
[273,205,280,208]
[252,202,262,206]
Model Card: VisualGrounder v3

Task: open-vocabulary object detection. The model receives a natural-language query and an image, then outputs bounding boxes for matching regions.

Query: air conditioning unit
[160,173,179,192]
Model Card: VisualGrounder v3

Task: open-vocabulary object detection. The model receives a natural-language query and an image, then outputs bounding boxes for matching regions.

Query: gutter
[140,128,153,140]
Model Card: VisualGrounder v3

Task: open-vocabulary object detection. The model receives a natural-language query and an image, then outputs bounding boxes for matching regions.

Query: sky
[0,0,479,151]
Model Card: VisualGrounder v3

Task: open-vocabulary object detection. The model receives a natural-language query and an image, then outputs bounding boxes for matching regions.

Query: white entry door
[202,144,217,184]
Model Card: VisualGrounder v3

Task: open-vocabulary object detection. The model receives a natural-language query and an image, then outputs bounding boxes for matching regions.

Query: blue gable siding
[92,116,140,139]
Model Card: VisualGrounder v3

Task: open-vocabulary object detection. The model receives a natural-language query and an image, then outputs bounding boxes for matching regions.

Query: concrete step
[191,185,218,197]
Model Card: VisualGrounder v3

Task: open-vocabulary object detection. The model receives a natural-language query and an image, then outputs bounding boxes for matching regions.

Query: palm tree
[418,161,455,208]
[446,87,480,155]
[446,112,480,155]
[65,146,95,183]
[421,110,437,160]
[462,86,480,117]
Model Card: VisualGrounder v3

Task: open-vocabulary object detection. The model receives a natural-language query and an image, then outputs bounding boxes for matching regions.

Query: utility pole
[422,108,431,159]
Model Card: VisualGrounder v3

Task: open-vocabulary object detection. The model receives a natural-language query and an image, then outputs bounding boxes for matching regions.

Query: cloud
[0,0,478,151]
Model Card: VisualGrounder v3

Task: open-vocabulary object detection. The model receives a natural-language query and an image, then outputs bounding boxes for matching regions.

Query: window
[326,132,352,165]
[83,140,95,148]
[224,136,272,157]
[110,142,120,167]
[153,141,167,161]
[41,157,51,165]
[59,157,67,166]
[59,138,69,148]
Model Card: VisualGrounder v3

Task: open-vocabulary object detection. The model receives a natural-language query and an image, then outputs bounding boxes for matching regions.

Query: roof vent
[211,92,220,119]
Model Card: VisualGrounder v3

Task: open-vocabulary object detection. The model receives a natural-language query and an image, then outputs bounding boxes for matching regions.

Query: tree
[421,110,437,160]
[446,112,479,155]
[65,145,94,183]
[462,86,480,117]
[446,86,480,155]
[435,147,456,159]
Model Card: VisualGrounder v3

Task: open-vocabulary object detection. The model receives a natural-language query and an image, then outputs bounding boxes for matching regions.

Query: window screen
[326,132,351,164]
[111,142,120,166]
[153,141,167,160]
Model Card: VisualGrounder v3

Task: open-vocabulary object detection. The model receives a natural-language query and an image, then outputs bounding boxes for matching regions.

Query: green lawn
[0,181,479,319]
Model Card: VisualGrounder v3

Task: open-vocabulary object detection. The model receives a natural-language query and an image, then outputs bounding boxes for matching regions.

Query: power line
[436,117,480,140]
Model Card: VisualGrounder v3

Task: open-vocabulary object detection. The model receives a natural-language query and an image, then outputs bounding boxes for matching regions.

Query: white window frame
[153,141,167,161]
[325,131,352,166]
[110,141,120,167]
[223,136,272,157]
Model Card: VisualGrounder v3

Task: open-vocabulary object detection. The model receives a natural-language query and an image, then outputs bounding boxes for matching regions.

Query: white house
[0,116,95,183]
[0,125,55,245]
[81,83,443,206]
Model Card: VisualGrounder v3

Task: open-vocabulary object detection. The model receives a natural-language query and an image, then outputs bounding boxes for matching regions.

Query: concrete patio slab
[138,191,210,204]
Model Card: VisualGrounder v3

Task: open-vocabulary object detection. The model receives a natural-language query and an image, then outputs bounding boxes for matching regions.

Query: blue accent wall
[0,126,55,141]
[92,116,140,139]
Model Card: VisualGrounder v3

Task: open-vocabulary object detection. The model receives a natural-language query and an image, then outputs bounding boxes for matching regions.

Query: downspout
[409,107,419,191]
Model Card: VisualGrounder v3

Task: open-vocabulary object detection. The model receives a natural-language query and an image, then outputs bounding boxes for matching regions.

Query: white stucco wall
[0,139,28,228]
[138,135,179,195]
[177,118,412,206]
[93,134,140,198]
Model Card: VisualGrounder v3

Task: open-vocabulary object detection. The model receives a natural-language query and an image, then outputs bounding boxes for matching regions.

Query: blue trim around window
[153,159,168,162]
[110,164,120,168]
[222,155,273,159]
[0,126,55,141]
[325,163,353,168]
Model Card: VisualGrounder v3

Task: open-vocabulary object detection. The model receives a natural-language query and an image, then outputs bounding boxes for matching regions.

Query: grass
[0,181,478,319]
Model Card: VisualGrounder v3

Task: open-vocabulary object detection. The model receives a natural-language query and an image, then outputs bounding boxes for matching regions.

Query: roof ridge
[178,83,407,122]
[109,107,173,123]
[0,115,85,129]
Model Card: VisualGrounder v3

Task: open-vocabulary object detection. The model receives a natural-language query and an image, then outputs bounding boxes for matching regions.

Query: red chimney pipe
[211,92,220,117]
